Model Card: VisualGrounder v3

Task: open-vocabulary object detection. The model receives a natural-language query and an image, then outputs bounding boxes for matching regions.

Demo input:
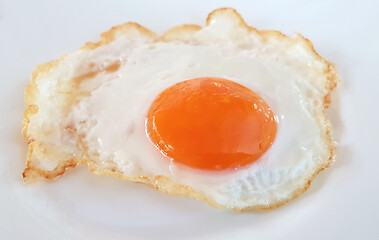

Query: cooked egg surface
[64,34,330,208]
[147,77,277,170]
[23,8,337,210]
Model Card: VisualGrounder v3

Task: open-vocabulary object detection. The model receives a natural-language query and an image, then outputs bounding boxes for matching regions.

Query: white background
[0,0,378,239]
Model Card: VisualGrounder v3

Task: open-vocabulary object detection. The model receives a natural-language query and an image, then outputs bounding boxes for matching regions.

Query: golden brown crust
[81,22,157,50]
[23,60,59,140]
[23,158,77,183]
[206,8,248,28]
[22,8,339,211]
[161,24,202,42]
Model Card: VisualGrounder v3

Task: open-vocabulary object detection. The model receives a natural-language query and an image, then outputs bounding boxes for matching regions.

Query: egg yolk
[146,77,277,170]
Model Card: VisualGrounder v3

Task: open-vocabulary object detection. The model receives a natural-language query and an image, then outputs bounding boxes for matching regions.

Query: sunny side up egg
[22,8,339,211]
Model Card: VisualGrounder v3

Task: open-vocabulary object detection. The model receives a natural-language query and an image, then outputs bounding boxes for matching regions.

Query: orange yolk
[146,77,277,170]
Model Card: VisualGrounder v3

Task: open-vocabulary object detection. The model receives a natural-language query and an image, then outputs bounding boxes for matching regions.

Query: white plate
[1,0,378,239]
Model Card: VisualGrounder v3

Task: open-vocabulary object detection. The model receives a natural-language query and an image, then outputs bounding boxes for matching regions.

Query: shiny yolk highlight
[146,77,277,170]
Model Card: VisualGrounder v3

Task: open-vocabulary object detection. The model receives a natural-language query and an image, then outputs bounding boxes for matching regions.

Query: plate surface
[1,0,378,239]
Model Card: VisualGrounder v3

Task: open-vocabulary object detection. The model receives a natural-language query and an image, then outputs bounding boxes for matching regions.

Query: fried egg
[22,8,339,211]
